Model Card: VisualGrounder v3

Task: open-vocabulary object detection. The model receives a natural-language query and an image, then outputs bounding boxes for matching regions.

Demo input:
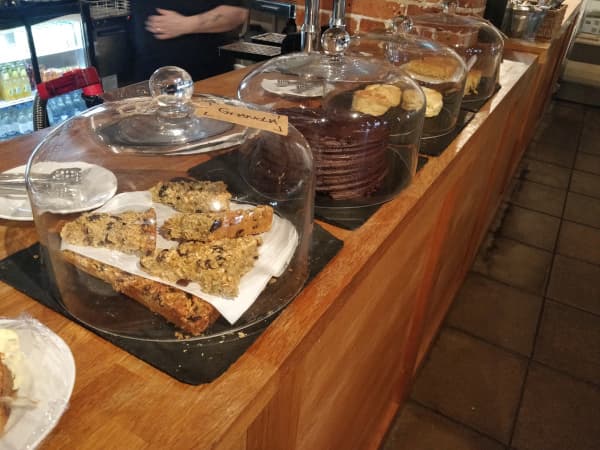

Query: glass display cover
[238,28,426,209]
[410,6,504,105]
[349,18,467,140]
[26,67,315,344]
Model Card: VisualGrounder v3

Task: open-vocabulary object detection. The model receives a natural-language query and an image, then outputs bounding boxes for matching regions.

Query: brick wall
[295,0,488,34]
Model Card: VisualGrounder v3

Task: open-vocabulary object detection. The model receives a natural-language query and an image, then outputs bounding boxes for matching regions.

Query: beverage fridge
[0,0,132,141]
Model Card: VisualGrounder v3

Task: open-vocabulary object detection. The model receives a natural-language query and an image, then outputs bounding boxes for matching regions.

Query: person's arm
[145,6,248,40]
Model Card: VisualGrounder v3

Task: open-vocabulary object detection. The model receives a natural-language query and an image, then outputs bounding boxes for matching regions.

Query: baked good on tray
[160,205,273,242]
[63,251,220,335]
[140,236,262,298]
[0,356,15,434]
[464,69,482,96]
[149,180,231,213]
[351,84,402,116]
[60,209,157,256]
[403,56,461,81]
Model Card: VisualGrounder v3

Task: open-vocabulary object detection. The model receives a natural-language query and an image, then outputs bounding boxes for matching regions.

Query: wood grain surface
[0,26,576,448]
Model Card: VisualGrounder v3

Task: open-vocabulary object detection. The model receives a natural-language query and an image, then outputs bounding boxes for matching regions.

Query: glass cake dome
[409,4,504,105]
[25,66,315,345]
[349,16,467,143]
[238,27,426,208]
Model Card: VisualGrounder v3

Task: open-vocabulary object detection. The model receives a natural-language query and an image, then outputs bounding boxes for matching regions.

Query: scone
[140,236,262,298]
[422,87,444,118]
[160,205,273,242]
[352,84,402,116]
[60,209,157,256]
[401,87,443,117]
[149,180,231,213]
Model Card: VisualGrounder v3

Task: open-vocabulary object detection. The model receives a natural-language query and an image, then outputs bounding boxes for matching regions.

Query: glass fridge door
[32,13,87,83]
[0,25,34,141]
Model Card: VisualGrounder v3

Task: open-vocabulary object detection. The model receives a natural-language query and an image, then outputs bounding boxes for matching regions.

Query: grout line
[528,359,600,391]
[502,201,564,221]
[522,155,578,171]
[566,187,600,203]
[443,324,532,360]
[519,152,575,171]
[578,149,600,158]
[469,270,545,298]
[507,103,586,448]
[544,294,600,319]
[408,399,511,448]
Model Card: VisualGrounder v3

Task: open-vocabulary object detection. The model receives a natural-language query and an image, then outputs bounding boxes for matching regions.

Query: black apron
[130,0,246,82]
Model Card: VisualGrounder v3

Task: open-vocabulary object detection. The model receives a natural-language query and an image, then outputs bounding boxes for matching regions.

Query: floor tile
[446,273,543,356]
[557,220,600,265]
[579,117,600,155]
[547,254,600,316]
[508,180,566,217]
[411,328,527,444]
[532,122,577,149]
[519,158,571,189]
[575,151,600,175]
[570,170,600,199]
[526,140,577,168]
[381,401,505,450]
[563,192,600,229]
[473,236,553,295]
[512,363,600,450]
[534,300,600,385]
[499,205,560,251]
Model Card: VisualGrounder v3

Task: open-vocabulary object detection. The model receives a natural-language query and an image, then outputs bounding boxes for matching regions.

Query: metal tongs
[0,167,83,187]
[0,167,84,198]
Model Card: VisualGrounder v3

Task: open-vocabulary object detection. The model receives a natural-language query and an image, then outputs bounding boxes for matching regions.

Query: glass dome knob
[149,66,195,117]
[443,1,458,14]
[321,27,351,55]
[392,15,414,35]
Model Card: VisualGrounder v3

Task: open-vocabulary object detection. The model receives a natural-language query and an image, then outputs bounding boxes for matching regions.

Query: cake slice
[60,208,157,256]
[149,180,231,213]
[160,205,273,242]
[140,237,262,298]
[62,250,220,336]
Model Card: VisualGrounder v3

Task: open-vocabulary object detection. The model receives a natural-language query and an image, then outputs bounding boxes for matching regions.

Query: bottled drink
[1,65,13,100]
[10,64,22,100]
[17,106,29,135]
[19,64,31,97]
[0,111,9,139]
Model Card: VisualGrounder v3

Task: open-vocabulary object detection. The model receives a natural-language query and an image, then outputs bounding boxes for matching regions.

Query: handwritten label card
[195,99,288,136]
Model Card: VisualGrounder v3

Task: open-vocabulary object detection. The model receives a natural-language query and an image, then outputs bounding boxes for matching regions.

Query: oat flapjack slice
[160,205,273,242]
[60,208,157,256]
[62,250,220,336]
[149,180,231,213]
[140,236,262,298]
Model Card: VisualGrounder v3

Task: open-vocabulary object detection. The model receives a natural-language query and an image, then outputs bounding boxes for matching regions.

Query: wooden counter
[0,32,570,448]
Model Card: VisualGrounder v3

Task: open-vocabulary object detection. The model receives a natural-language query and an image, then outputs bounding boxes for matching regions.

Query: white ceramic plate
[0,317,75,449]
[0,162,118,221]
[261,78,333,98]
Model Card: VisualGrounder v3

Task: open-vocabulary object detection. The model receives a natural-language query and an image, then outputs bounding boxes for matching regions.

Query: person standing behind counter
[130,0,249,82]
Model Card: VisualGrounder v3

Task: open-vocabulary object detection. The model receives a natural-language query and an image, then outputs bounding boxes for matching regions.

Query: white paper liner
[60,191,299,324]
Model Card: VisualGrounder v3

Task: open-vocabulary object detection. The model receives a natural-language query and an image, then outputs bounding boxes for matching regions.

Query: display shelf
[0,93,34,110]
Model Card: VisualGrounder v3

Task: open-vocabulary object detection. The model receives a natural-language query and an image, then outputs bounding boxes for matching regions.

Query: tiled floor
[380,100,600,450]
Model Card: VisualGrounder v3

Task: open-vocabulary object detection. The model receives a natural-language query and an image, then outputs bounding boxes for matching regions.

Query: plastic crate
[83,0,130,20]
